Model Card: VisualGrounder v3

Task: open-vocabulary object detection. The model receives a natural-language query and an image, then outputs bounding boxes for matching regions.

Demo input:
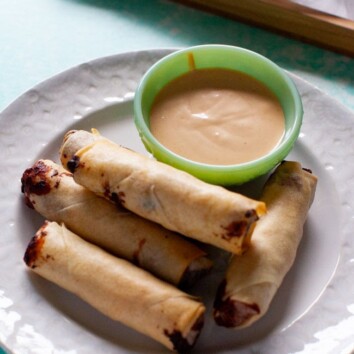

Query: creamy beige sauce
[150,68,285,165]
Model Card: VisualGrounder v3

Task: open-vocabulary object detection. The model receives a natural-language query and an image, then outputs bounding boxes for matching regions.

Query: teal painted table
[1,0,353,114]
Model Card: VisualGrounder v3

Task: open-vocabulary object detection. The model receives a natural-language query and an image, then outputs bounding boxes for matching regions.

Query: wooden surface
[176,0,354,57]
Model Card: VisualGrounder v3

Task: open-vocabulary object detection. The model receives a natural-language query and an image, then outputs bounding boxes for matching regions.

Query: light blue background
[1,0,353,114]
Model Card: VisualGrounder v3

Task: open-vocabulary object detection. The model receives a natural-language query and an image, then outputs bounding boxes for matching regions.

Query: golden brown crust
[59,130,266,254]
[21,159,212,287]
[213,161,317,328]
[24,221,205,351]
[23,221,49,268]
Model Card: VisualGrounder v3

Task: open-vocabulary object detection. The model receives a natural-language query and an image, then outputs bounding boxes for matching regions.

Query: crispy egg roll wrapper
[213,161,317,328]
[60,130,266,254]
[24,221,205,352]
[21,159,212,287]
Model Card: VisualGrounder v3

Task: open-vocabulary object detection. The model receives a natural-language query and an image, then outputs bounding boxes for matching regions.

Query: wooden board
[175,0,354,57]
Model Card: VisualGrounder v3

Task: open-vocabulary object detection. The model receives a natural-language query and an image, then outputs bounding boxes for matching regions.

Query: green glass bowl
[134,45,303,186]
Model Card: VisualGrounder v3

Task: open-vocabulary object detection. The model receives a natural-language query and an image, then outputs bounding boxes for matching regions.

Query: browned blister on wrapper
[21,159,212,287]
[59,129,266,254]
[24,221,205,352]
[213,161,317,328]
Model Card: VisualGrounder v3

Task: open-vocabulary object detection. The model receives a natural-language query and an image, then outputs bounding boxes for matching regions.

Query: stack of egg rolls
[24,221,205,352]
[21,126,318,351]
[60,129,266,255]
[21,159,212,287]
[213,161,317,328]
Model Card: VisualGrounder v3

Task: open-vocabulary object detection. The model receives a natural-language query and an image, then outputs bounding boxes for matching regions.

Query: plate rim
[1,48,354,354]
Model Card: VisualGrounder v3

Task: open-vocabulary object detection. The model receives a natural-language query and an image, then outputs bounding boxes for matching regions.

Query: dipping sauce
[150,68,285,165]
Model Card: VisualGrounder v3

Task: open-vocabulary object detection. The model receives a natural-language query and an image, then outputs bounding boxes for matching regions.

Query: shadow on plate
[15,101,342,353]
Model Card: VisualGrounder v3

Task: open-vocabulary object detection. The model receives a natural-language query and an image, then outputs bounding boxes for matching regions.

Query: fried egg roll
[21,159,212,287]
[213,161,317,328]
[60,130,266,254]
[24,221,205,352]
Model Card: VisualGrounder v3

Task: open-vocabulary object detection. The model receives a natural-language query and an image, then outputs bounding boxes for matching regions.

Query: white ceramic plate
[1,49,354,354]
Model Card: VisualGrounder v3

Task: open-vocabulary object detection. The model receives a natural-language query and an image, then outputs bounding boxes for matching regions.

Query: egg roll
[213,161,317,328]
[60,129,266,254]
[21,159,212,287]
[24,221,205,352]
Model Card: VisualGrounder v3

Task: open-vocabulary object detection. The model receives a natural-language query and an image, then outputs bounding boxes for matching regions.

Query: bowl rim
[134,44,303,183]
